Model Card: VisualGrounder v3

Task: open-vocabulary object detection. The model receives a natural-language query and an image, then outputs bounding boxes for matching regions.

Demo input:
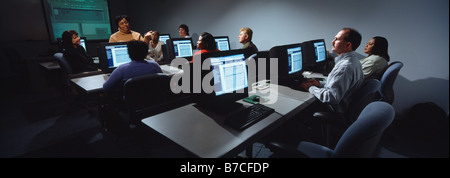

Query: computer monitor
[159,34,171,44]
[98,42,131,73]
[79,38,87,51]
[287,46,303,75]
[214,36,230,51]
[196,49,249,113]
[57,37,87,53]
[302,39,328,72]
[166,38,194,60]
[269,43,305,88]
[313,40,327,63]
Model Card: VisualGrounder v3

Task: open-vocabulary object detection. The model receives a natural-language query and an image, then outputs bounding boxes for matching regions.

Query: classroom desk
[141,82,316,158]
[70,64,182,93]
[39,57,100,70]
[39,61,60,70]
[249,83,316,120]
[70,73,109,94]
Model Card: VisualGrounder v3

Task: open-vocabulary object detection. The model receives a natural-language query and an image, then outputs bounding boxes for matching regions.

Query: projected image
[44,0,112,42]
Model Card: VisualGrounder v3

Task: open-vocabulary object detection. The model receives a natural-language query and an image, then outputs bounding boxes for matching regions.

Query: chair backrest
[332,101,395,158]
[54,53,73,87]
[379,61,403,104]
[123,73,179,122]
[161,44,170,64]
[54,53,72,75]
[345,79,381,123]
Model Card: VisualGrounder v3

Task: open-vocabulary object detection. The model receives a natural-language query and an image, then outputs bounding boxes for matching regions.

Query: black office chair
[268,101,395,158]
[160,44,170,65]
[54,53,103,113]
[2,47,30,93]
[378,61,403,104]
[313,79,381,148]
[123,73,191,125]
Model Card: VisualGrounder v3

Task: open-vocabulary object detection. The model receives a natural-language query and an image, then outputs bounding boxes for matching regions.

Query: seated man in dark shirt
[103,40,162,93]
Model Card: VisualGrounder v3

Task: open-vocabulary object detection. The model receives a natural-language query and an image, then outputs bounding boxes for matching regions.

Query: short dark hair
[179,24,189,35]
[127,40,148,61]
[200,32,216,50]
[371,36,390,62]
[342,28,362,51]
[114,15,129,26]
[62,30,78,49]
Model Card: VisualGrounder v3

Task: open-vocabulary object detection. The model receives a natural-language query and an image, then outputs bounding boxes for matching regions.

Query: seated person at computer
[103,40,162,93]
[239,27,258,55]
[62,30,98,74]
[192,32,220,63]
[109,15,144,42]
[178,24,191,38]
[360,36,390,80]
[301,28,364,113]
[144,30,164,63]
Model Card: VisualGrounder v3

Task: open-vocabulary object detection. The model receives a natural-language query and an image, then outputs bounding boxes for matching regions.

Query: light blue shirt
[103,60,162,93]
[308,51,364,113]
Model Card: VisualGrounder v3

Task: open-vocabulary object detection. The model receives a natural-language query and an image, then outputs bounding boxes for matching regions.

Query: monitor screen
[210,53,248,96]
[57,37,87,52]
[314,40,327,63]
[269,43,304,78]
[79,38,87,52]
[172,38,194,58]
[159,34,171,44]
[287,46,303,74]
[214,36,230,51]
[104,43,131,69]
[195,49,249,112]
[43,0,112,43]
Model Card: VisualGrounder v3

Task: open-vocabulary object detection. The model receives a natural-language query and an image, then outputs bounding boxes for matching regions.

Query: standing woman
[360,36,390,80]
[62,30,98,74]
[144,30,164,63]
[109,15,143,42]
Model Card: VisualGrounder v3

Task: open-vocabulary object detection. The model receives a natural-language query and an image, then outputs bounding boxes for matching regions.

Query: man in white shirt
[301,28,364,113]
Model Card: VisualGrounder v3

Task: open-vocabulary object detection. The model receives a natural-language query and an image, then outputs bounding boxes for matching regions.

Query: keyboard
[224,104,275,131]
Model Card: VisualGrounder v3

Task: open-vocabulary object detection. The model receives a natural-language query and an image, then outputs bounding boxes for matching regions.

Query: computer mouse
[252,96,260,102]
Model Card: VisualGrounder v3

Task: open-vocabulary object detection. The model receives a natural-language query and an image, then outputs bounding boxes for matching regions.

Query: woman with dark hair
[360,36,390,80]
[143,30,164,63]
[178,24,190,38]
[109,15,143,42]
[192,32,220,62]
[62,30,98,73]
